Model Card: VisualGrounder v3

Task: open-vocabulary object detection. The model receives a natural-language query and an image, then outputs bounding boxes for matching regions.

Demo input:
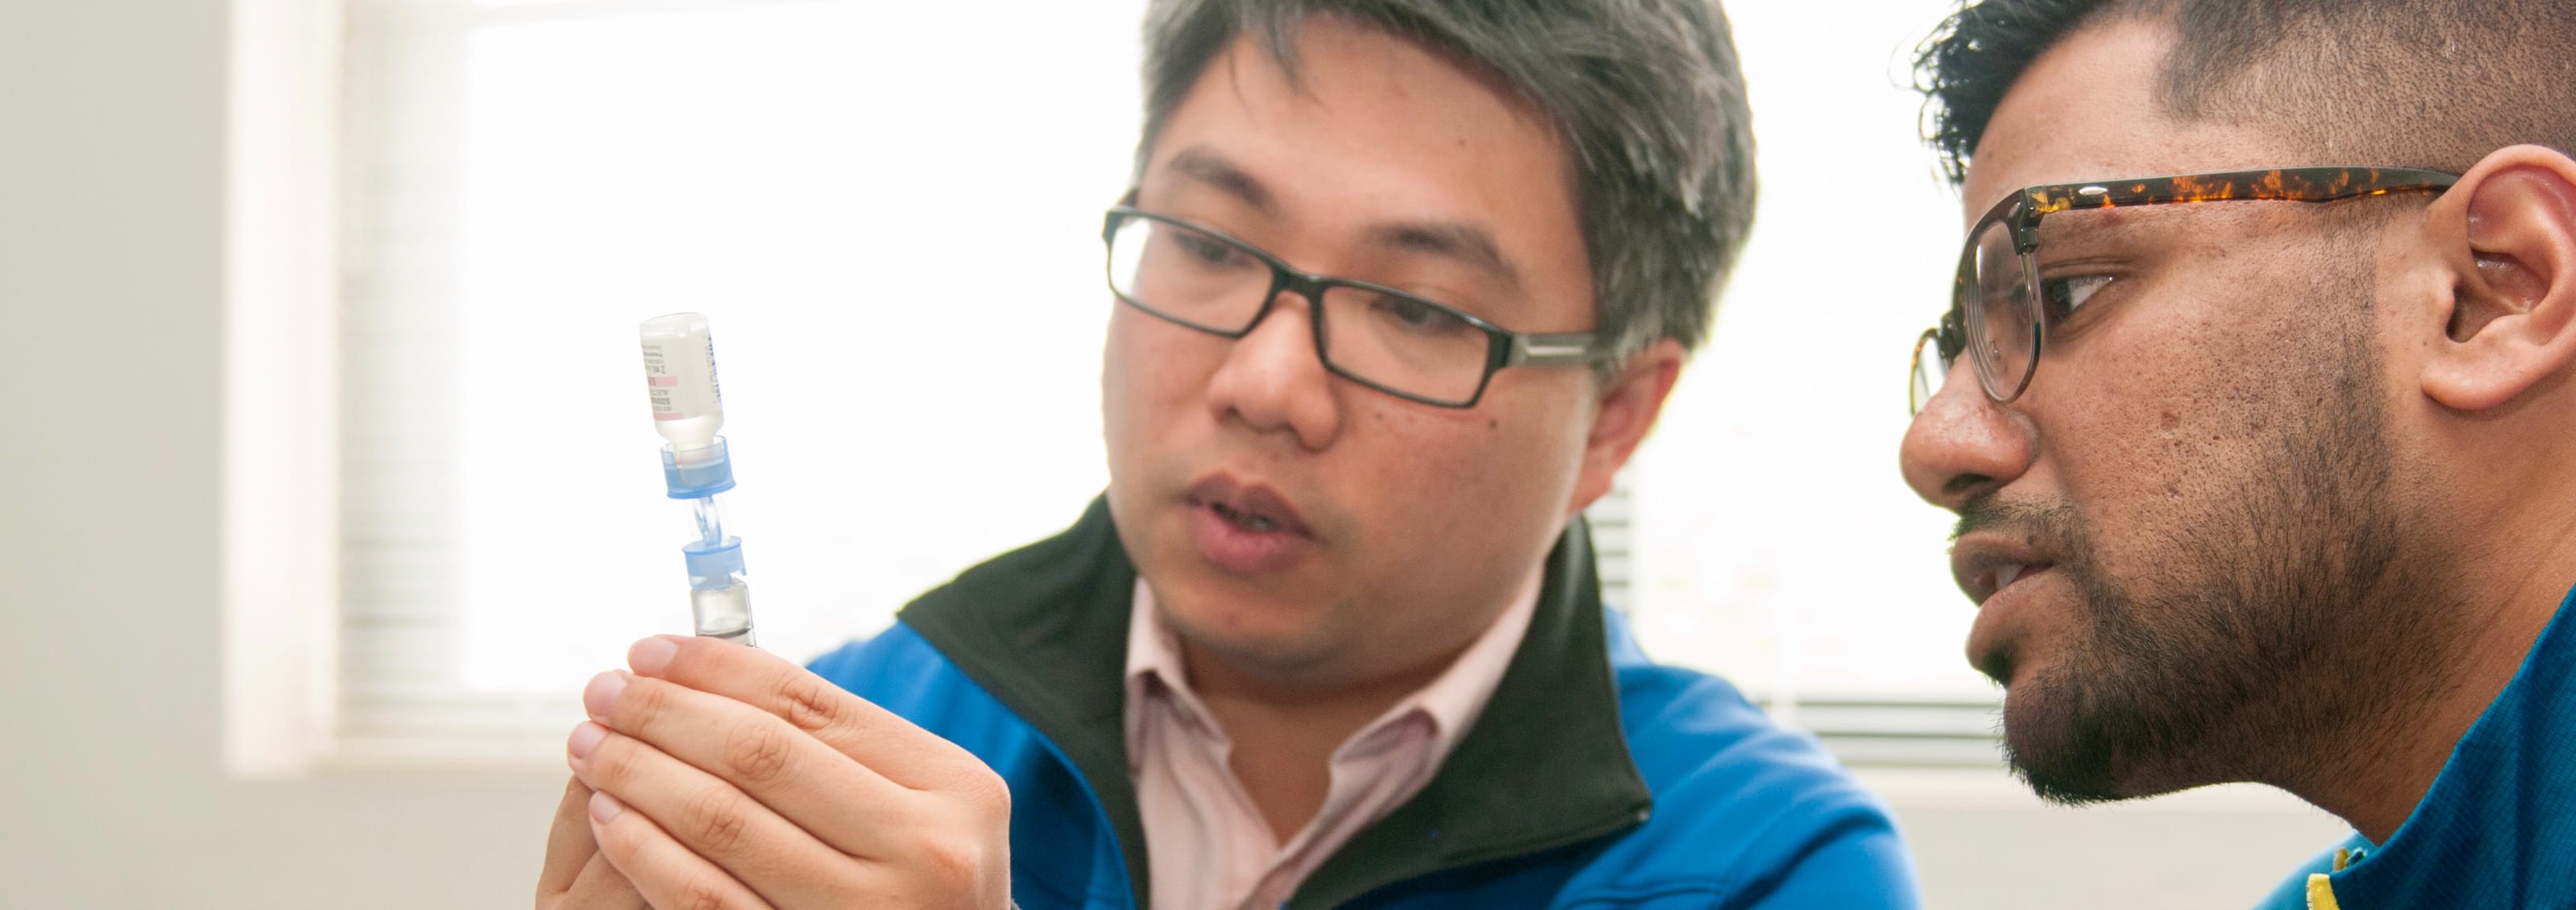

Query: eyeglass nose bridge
[1226,265,1340,357]
[1237,266,1443,404]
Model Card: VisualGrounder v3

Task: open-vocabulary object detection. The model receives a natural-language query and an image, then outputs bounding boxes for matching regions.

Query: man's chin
[1154,591,1343,676]
[1997,672,2136,806]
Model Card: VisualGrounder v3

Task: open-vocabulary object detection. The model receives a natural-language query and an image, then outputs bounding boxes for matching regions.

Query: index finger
[623,635,988,792]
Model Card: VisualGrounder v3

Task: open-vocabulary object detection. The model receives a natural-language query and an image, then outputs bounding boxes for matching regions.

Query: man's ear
[1568,337,1684,515]
[2421,144,2576,413]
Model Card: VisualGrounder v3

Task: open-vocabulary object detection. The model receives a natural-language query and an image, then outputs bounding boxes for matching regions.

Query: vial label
[641,332,723,421]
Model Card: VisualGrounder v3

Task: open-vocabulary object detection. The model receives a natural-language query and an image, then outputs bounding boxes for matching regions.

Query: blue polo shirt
[2256,584,2576,909]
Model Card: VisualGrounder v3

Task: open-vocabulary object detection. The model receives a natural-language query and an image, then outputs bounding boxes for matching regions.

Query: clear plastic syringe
[639,312,754,645]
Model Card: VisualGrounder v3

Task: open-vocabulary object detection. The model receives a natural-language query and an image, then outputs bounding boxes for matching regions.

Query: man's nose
[1203,291,1344,450]
[1899,360,2036,511]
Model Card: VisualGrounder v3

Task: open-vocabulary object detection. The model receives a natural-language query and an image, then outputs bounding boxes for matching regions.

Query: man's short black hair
[1915,0,2576,184]
[1137,0,1758,366]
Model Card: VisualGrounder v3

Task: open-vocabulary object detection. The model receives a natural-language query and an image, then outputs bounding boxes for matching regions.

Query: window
[1622,0,1999,762]
[309,0,1991,768]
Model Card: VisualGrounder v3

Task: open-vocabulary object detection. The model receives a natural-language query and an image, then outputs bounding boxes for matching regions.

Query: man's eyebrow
[1365,221,1521,289]
[1162,144,1520,287]
[1164,146,1273,213]
[2040,214,2124,247]
[2039,204,2189,249]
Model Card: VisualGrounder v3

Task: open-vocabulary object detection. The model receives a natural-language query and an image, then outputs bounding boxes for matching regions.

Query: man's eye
[1369,294,1471,334]
[1173,232,1245,267]
[1383,296,1439,326]
[2040,275,2112,317]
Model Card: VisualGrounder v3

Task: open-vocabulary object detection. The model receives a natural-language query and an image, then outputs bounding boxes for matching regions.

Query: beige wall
[0,2,2345,907]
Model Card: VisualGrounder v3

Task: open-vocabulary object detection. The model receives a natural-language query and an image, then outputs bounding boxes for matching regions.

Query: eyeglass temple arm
[2038,167,2461,213]
[1506,333,1605,367]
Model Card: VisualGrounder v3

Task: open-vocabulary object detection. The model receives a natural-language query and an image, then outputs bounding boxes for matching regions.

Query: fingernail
[588,790,624,824]
[629,635,680,676]
[568,721,608,760]
[583,671,629,719]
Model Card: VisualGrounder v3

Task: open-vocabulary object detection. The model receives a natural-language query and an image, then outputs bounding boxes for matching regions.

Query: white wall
[0,2,2346,908]
[0,2,560,908]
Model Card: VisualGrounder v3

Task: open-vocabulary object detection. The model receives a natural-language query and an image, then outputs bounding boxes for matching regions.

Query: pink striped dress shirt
[1122,570,1542,910]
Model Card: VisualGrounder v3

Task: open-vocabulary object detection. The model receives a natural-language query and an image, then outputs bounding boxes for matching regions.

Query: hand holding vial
[537,315,1013,909]
[542,636,1014,910]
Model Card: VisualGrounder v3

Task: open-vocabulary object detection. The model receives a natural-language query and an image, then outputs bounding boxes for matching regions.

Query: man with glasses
[539,2,1919,908]
[1904,1,2576,907]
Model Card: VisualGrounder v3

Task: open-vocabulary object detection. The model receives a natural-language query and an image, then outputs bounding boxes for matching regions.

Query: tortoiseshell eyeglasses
[1908,166,2461,416]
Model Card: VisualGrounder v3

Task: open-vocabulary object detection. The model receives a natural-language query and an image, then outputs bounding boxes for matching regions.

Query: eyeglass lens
[1961,217,2040,405]
[1106,216,1497,406]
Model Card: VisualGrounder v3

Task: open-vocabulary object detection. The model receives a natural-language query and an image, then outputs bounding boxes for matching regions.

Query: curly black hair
[1913,0,2576,185]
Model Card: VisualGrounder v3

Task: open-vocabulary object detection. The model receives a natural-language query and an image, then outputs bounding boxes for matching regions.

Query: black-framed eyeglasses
[1102,206,1607,408]
[1909,166,2461,416]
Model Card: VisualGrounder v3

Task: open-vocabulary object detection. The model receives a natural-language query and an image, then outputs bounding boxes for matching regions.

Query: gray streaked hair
[1136,0,1758,366]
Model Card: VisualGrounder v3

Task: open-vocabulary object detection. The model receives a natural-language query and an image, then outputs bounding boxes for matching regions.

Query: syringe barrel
[683,535,753,645]
[691,578,754,644]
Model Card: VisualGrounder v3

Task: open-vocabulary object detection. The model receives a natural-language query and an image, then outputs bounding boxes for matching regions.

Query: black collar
[899,495,1650,909]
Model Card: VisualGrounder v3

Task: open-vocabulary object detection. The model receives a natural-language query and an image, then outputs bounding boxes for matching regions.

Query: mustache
[1953,492,2100,591]
[1952,492,2074,544]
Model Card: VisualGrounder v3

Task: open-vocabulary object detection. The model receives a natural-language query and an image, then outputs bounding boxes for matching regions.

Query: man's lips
[1179,475,1314,575]
[1183,475,1312,538]
[1955,534,2062,686]
[1951,534,2057,607]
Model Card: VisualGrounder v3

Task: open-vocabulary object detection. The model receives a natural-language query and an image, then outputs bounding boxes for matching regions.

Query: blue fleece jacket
[2255,585,2576,909]
[808,498,1920,909]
